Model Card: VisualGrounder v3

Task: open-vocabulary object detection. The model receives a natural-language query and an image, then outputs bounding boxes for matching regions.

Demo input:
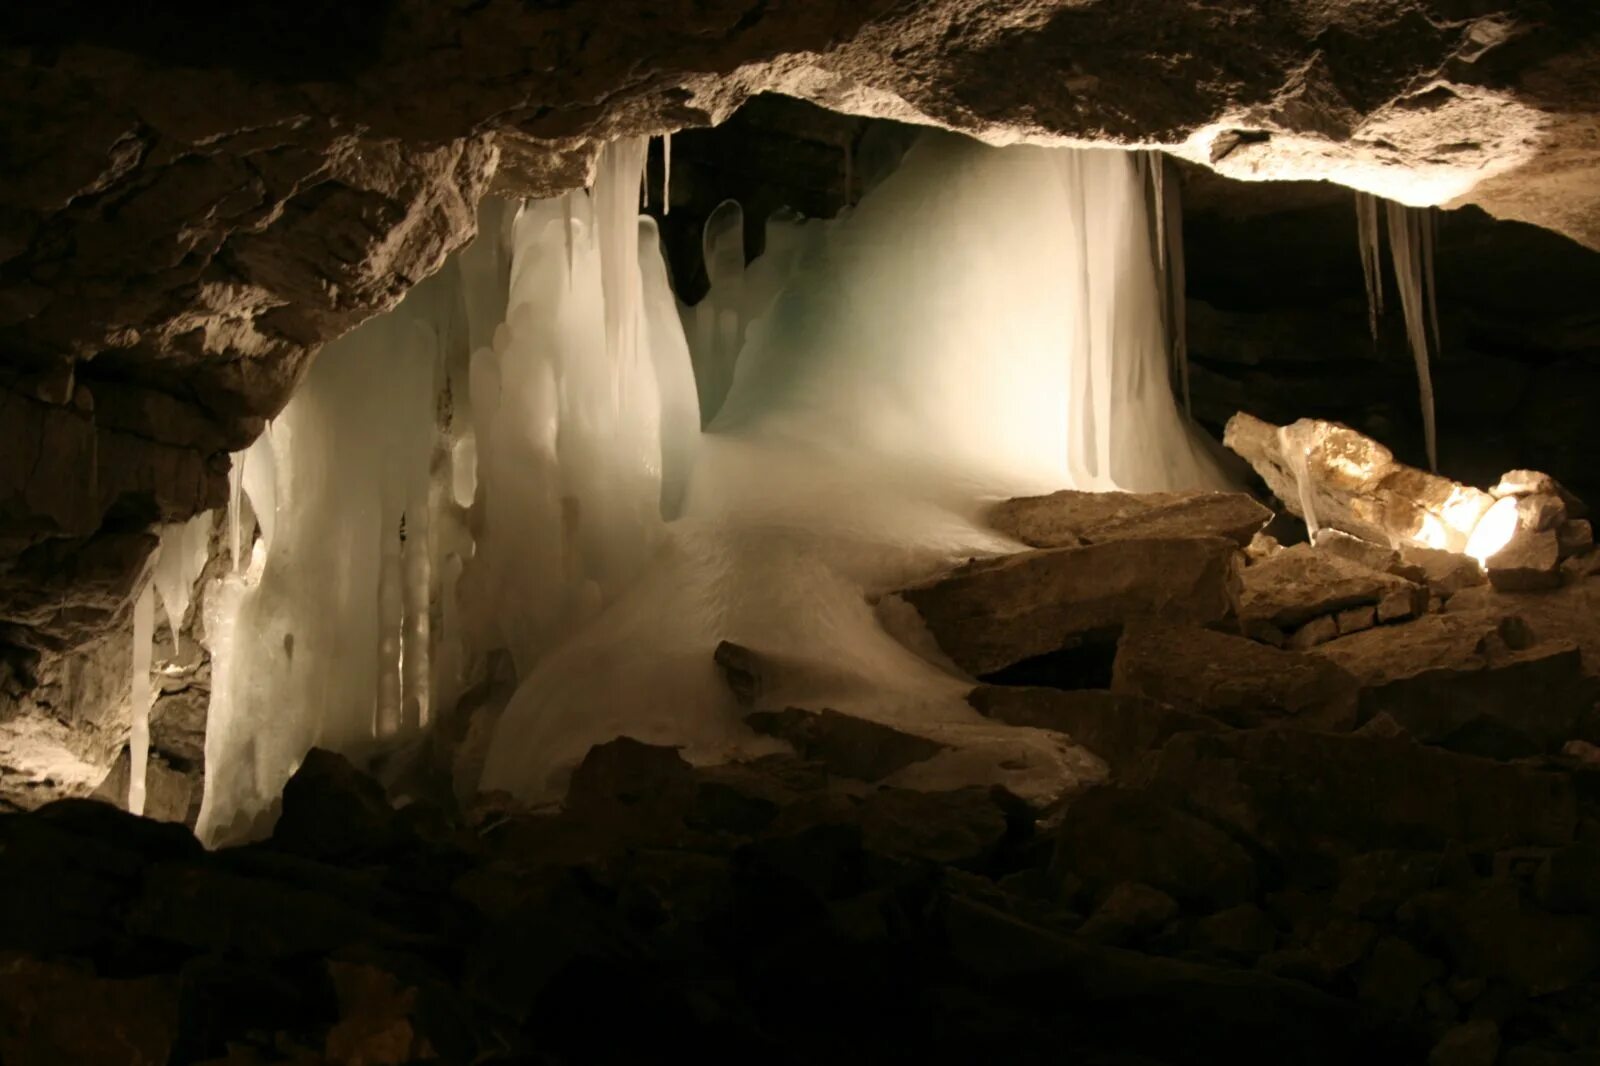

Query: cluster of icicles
[115,129,1435,840]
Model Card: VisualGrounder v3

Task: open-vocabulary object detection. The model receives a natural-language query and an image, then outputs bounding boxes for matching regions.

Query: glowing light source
[1465,496,1520,565]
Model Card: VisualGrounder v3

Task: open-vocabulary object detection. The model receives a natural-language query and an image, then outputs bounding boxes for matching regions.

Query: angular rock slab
[745,707,946,782]
[968,684,1221,777]
[1312,612,1593,756]
[1147,729,1578,856]
[988,489,1271,549]
[1111,620,1360,731]
[899,537,1242,677]
[1224,413,1495,554]
[1239,543,1426,636]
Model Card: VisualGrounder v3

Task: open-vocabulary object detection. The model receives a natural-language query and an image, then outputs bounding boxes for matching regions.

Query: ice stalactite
[195,254,474,844]
[460,138,691,678]
[662,132,672,217]
[1356,192,1442,472]
[151,513,213,654]
[1386,201,1441,472]
[127,582,155,816]
[1144,152,1190,417]
[1356,192,1384,341]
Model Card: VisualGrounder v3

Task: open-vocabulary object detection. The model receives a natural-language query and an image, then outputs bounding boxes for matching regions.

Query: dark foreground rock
[0,742,1444,1066]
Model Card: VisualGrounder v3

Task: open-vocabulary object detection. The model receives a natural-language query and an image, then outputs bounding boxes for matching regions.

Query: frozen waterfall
[193,131,1224,840]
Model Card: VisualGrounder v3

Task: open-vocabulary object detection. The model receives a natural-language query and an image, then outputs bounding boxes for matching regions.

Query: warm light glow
[1413,513,1451,551]
[1465,496,1520,564]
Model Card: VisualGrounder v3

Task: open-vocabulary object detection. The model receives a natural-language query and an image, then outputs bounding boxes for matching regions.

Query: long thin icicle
[1355,192,1384,341]
[1159,156,1189,417]
[662,132,672,217]
[1385,200,1439,472]
[128,581,155,816]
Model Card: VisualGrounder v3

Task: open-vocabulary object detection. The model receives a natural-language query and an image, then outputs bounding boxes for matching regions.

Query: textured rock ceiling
[0,0,1597,694]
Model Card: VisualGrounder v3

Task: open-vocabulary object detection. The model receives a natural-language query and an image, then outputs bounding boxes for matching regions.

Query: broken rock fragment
[1111,620,1360,731]
[899,537,1241,677]
[988,489,1271,549]
[1238,543,1426,638]
[1313,611,1593,756]
[1485,527,1562,592]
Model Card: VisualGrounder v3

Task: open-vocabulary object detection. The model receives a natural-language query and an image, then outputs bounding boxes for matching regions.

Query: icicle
[1385,201,1439,472]
[1159,156,1190,417]
[1355,192,1384,342]
[1421,208,1441,349]
[662,132,672,217]
[152,513,214,655]
[562,192,576,283]
[128,581,155,816]
[228,450,245,571]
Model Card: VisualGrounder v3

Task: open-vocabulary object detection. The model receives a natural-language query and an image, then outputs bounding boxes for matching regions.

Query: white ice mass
[188,131,1225,842]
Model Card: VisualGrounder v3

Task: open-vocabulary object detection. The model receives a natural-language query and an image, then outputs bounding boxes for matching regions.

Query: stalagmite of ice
[483,134,1227,805]
[127,582,155,816]
[1386,200,1440,472]
[1356,192,1384,341]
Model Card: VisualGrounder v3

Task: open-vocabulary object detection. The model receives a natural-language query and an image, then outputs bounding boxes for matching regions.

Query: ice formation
[1355,192,1442,471]
[484,134,1226,804]
[1356,192,1385,341]
[127,583,155,816]
[1387,201,1441,472]
[1143,152,1190,415]
[194,131,1227,837]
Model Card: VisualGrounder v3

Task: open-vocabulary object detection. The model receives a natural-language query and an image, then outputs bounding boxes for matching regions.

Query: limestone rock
[1079,881,1179,945]
[1313,527,1404,575]
[1054,786,1259,910]
[1429,1021,1500,1066]
[1403,882,1600,996]
[1111,619,1360,731]
[272,748,409,861]
[1518,493,1568,533]
[1313,612,1594,756]
[1557,519,1594,560]
[1486,527,1563,591]
[1400,544,1488,599]
[744,707,946,782]
[968,684,1221,777]
[1147,729,1578,855]
[1492,470,1586,518]
[988,489,1271,549]
[899,537,1241,677]
[1239,542,1426,635]
[1535,844,1600,914]
[1191,904,1278,962]
[0,954,178,1066]
[1224,413,1496,554]
[1356,935,1443,1014]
